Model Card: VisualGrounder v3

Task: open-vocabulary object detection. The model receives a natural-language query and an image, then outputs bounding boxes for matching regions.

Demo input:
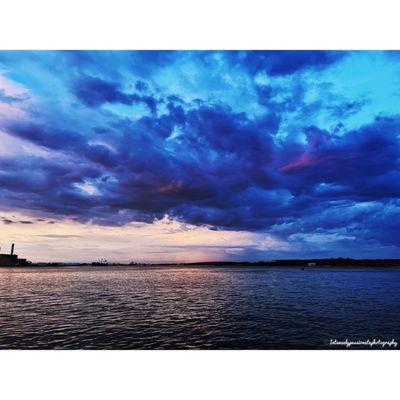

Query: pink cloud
[157,181,182,194]
[279,153,317,172]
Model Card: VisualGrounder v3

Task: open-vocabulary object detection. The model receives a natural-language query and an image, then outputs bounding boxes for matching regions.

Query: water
[0,265,399,349]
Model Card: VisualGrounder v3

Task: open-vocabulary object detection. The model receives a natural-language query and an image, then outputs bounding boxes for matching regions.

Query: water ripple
[0,266,399,349]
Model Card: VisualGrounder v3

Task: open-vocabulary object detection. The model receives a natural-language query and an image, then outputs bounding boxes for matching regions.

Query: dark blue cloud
[224,50,346,76]
[0,51,400,257]
[3,101,399,243]
[72,75,158,113]
[135,80,148,92]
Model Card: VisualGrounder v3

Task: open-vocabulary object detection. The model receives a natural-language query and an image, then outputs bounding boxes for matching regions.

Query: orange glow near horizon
[0,211,287,263]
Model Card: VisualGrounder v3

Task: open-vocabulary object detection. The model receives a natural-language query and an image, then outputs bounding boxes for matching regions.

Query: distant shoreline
[2,258,400,268]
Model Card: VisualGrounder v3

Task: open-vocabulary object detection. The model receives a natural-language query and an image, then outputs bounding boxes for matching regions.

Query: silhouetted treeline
[183,258,400,267]
[9,257,400,268]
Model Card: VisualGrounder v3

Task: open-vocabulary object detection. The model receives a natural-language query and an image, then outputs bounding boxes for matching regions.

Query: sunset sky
[0,51,399,262]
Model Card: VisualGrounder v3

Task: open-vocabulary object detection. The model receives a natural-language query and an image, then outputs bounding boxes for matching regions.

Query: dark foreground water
[0,265,399,349]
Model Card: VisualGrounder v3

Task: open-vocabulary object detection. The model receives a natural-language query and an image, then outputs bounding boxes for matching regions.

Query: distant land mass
[2,257,400,268]
[180,258,400,268]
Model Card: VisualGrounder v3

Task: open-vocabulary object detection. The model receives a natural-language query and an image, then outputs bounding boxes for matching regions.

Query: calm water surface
[0,265,399,349]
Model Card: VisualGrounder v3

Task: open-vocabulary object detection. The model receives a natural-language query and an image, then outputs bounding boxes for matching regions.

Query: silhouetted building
[0,243,29,266]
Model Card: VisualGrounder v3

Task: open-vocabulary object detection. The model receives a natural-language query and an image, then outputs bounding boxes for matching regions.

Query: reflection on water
[0,265,399,349]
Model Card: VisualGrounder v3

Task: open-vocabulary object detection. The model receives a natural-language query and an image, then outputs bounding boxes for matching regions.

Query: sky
[0,50,399,262]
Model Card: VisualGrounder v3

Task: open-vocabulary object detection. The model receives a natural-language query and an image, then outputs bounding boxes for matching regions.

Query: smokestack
[11,243,14,255]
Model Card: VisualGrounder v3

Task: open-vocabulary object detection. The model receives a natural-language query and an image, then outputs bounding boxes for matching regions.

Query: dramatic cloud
[72,74,158,113]
[224,50,346,76]
[0,51,399,260]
